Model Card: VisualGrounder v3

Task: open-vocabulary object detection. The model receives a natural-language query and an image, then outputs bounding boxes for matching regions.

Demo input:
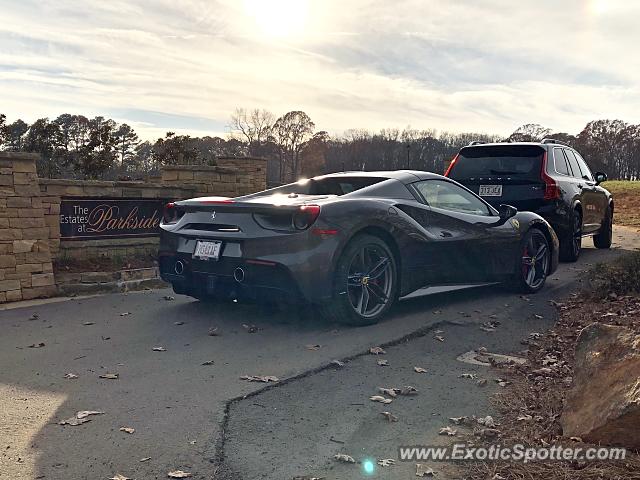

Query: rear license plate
[193,240,222,261]
[479,185,503,197]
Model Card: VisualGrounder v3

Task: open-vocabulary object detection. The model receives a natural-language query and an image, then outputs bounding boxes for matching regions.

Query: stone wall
[0,154,268,303]
[38,179,196,260]
[161,157,267,197]
[0,152,56,302]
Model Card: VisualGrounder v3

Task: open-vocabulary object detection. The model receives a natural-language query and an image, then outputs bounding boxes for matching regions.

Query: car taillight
[292,204,320,230]
[540,152,560,200]
[444,153,459,177]
[163,202,184,224]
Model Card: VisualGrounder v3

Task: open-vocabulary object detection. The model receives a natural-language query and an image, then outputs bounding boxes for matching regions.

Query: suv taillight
[540,152,560,200]
[444,153,459,177]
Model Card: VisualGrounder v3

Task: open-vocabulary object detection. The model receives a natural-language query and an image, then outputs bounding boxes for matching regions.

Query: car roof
[313,170,445,184]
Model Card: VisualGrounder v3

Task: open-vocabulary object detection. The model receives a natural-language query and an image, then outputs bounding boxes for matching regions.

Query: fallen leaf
[305,344,321,351]
[29,313,40,321]
[370,395,393,404]
[63,373,78,379]
[414,367,427,373]
[416,463,437,476]
[168,471,192,478]
[28,342,45,348]
[240,375,279,382]
[378,387,398,398]
[459,373,477,379]
[378,459,395,467]
[534,314,543,319]
[174,321,185,326]
[119,427,135,434]
[381,411,398,422]
[99,373,119,380]
[439,426,457,436]
[495,379,511,387]
[164,296,175,301]
[139,457,151,462]
[242,324,258,333]
[58,417,91,426]
[517,414,533,422]
[477,416,497,427]
[201,360,215,366]
[109,475,131,480]
[292,476,325,480]
[208,327,219,336]
[334,453,355,463]
[120,312,131,317]
[83,322,95,326]
[477,379,488,386]
[330,360,344,368]
[400,386,418,395]
[377,359,389,366]
[152,346,166,352]
[188,440,197,445]
[76,410,104,419]
[59,410,104,426]
[434,336,445,342]
[369,346,386,355]
[449,416,468,425]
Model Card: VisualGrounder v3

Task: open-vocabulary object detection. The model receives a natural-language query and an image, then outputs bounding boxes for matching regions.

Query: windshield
[450,145,544,180]
[264,176,386,196]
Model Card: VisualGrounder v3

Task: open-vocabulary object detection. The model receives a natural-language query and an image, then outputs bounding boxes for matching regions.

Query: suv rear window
[449,145,545,181]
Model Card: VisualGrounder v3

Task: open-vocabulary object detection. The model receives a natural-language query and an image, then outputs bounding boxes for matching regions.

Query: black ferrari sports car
[159,171,559,325]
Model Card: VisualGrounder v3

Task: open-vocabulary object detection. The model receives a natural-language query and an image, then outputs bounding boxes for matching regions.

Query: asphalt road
[0,226,638,480]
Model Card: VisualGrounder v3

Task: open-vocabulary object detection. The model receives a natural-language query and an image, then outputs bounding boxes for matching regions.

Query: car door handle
[440,231,453,238]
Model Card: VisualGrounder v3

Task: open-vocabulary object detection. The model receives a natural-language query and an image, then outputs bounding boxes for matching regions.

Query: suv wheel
[559,209,582,262]
[593,206,613,249]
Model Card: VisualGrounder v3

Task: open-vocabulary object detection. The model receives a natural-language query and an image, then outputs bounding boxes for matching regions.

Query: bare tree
[507,123,552,142]
[228,108,275,155]
[271,111,315,181]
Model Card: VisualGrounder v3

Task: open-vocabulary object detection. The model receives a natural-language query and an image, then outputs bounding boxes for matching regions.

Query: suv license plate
[479,185,503,197]
[193,240,222,261]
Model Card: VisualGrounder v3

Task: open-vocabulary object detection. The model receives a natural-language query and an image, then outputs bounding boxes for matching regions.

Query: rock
[561,323,640,449]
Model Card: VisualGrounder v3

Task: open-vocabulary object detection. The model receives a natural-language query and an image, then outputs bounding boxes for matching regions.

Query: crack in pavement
[214,318,470,470]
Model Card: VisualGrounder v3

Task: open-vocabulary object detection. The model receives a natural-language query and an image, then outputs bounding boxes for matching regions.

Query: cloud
[1,0,639,140]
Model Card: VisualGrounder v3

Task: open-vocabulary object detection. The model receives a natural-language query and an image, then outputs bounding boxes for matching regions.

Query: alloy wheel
[521,231,550,289]
[346,245,393,319]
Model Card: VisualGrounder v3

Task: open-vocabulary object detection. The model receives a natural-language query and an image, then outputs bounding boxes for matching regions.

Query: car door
[410,179,518,285]
[574,151,609,231]
[565,150,601,233]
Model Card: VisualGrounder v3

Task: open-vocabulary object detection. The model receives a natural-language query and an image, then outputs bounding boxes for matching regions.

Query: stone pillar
[0,152,55,303]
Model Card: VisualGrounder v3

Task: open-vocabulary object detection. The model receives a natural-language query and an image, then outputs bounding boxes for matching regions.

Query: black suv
[445,139,613,261]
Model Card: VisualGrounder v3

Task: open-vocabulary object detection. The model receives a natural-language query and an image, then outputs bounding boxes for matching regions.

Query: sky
[1,0,639,140]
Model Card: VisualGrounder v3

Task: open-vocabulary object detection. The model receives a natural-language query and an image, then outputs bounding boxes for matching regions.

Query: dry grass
[603,180,640,228]
[461,254,640,480]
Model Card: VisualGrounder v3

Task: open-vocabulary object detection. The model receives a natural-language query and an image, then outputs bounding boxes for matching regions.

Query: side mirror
[594,172,607,185]
[498,204,518,220]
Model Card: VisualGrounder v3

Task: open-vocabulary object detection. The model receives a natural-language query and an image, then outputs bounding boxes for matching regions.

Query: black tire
[593,206,613,249]
[514,228,550,294]
[320,234,398,326]
[559,209,582,263]
[172,283,190,295]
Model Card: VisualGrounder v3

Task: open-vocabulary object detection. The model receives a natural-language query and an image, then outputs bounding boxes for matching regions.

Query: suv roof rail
[541,138,569,146]
[467,141,486,146]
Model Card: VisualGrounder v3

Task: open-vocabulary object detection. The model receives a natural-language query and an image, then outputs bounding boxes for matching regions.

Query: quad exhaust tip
[174,260,185,275]
[233,267,245,283]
